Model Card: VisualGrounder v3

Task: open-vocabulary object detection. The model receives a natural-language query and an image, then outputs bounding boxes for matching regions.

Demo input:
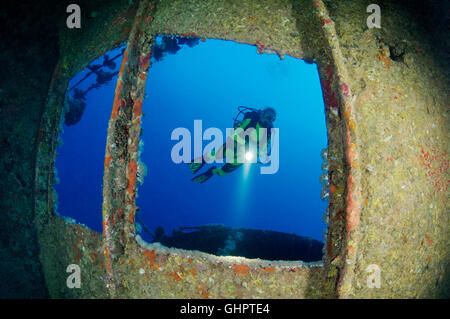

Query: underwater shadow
[140,224,324,262]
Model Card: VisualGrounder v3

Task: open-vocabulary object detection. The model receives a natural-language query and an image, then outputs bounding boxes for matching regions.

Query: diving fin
[191,166,216,183]
[188,161,204,174]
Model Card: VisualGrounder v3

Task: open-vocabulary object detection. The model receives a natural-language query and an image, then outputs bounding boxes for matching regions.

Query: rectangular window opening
[135,35,329,263]
[54,43,127,232]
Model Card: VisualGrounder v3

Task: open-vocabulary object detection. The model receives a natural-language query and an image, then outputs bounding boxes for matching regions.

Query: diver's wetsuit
[190,110,274,183]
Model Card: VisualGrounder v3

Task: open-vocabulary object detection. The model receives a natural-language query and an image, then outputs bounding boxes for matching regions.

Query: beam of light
[243,162,251,179]
[245,151,254,162]
[232,162,253,228]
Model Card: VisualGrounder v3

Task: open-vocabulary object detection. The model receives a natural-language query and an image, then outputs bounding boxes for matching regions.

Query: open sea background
[55,38,328,246]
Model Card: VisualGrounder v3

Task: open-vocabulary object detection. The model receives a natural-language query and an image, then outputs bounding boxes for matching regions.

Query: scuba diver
[188,106,276,183]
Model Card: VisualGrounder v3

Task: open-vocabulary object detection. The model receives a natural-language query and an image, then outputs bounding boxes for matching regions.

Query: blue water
[55,45,125,232]
[55,38,327,244]
[138,38,327,241]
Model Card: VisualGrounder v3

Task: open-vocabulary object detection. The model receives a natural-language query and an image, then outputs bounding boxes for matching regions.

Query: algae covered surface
[1,0,448,298]
[323,0,449,297]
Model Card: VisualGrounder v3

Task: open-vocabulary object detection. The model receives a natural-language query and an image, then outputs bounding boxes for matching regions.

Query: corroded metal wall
[28,0,449,298]
[323,0,449,298]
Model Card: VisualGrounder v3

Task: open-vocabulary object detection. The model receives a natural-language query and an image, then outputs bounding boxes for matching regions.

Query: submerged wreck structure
[0,0,448,298]
[139,224,324,262]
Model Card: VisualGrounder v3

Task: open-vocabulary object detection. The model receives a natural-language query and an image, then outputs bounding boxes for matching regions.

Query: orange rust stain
[180,32,198,37]
[189,268,196,277]
[129,207,135,224]
[346,139,357,165]
[143,250,155,267]
[127,160,138,194]
[102,221,107,237]
[111,82,124,120]
[313,1,322,7]
[120,50,128,73]
[200,285,210,298]
[110,50,128,120]
[343,109,350,120]
[105,259,112,273]
[104,155,112,167]
[346,174,361,233]
[170,271,182,281]
[329,184,337,194]
[376,53,392,71]
[133,99,143,117]
[233,264,249,275]
[263,266,276,272]
[425,233,432,247]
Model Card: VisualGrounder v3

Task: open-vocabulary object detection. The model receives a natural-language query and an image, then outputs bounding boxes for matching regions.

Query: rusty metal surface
[102,0,155,296]
[30,0,449,298]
